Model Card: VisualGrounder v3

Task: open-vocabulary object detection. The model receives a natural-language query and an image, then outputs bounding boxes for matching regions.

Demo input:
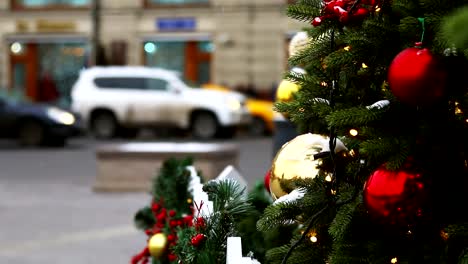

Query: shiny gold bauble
[148,233,168,258]
[270,133,347,199]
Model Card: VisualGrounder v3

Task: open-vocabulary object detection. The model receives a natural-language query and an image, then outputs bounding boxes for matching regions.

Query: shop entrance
[9,41,87,107]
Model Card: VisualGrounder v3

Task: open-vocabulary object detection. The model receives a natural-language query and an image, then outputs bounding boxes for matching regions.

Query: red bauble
[387,46,446,106]
[264,170,271,192]
[363,165,429,226]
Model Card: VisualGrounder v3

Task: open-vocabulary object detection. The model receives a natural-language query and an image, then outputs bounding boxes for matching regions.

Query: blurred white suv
[70,66,250,139]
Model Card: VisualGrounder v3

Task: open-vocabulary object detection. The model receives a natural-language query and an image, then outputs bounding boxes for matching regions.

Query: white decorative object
[215,165,248,195]
[187,166,213,217]
[226,237,261,264]
[289,31,310,57]
[367,100,390,110]
[273,188,307,205]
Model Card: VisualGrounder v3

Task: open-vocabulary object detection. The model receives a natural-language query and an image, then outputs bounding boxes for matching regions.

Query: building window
[145,0,209,6]
[12,0,90,9]
[144,40,212,86]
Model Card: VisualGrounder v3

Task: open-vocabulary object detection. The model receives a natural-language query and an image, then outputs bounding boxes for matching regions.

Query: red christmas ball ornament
[387,45,447,106]
[191,234,206,247]
[168,210,176,217]
[363,164,429,226]
[264,170,271,192]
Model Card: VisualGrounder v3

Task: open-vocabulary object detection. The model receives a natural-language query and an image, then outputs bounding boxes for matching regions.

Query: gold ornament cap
[148,233,168,258]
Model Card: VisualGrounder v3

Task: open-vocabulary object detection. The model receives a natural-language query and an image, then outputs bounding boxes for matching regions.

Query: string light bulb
[375,6,381,12]
[349,129,358,137]
[325,175,332,182]
[362,63,368,69]
[391,257,398,263]
[310,235,318,243]
[344,46,351,51]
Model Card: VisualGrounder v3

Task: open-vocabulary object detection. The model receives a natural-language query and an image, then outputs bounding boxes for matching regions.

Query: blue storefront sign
[157,17,196,31]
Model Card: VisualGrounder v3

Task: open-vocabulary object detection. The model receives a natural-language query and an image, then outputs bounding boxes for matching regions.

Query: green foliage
[134,157,194,231]
[152,157,194,213]
[440,5,468,55]
[174,180,257,263]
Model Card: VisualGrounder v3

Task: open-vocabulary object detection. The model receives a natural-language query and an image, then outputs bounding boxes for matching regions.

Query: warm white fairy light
[344,46,351,51]
[325,175,332,182]
[375,6,381,12]
[310,236,318,243]
[391,257,398,263]
[349,129,358,137]
[362,63,368,68]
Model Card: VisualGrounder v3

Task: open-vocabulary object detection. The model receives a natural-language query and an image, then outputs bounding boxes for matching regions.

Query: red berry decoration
[195,217,205,230]
[312,17,322,27]
[167,253,177,261]
[169,210,176,217]
[363,164,429,226]
[312,0,379,26]
[351,7,369,21]
[191,234,206,247]
[387,45,447,106]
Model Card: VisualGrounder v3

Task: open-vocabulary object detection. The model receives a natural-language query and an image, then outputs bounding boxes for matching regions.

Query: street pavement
[0,135,273,264]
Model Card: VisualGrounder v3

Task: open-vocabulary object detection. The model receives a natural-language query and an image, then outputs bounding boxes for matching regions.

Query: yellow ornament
[270,133,347,199]
[148,233,167,258]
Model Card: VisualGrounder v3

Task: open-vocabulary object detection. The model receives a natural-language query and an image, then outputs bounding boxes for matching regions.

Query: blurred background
[1,0,307,106]
[0,0,307,263]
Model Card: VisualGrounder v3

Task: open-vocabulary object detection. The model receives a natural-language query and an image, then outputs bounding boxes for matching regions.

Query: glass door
[11,63,26,101]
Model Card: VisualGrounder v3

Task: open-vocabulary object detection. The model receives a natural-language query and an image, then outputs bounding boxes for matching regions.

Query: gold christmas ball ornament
[270,133,347,199]
[148,233,168,258]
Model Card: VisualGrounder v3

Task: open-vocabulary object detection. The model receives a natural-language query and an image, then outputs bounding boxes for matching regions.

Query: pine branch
[287,4,319,22]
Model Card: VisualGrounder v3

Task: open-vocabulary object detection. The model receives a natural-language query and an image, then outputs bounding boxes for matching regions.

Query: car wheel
[249,116,267,136]
[191,112,219,140]
[91,112,118,139]
[18,121,44,147]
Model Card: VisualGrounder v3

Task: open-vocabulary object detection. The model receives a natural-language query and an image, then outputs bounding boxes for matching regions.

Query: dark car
[0,97,83,147]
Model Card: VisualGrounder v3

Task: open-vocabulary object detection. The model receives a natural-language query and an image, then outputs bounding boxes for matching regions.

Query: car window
[146,78,169,91]
[94,77,146,90]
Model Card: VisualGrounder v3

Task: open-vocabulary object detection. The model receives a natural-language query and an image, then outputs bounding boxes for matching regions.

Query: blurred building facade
[0,0,306,106]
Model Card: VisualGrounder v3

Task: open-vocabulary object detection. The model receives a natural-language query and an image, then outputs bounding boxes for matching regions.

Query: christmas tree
[258,0,468,263]
[131,1,468,263]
